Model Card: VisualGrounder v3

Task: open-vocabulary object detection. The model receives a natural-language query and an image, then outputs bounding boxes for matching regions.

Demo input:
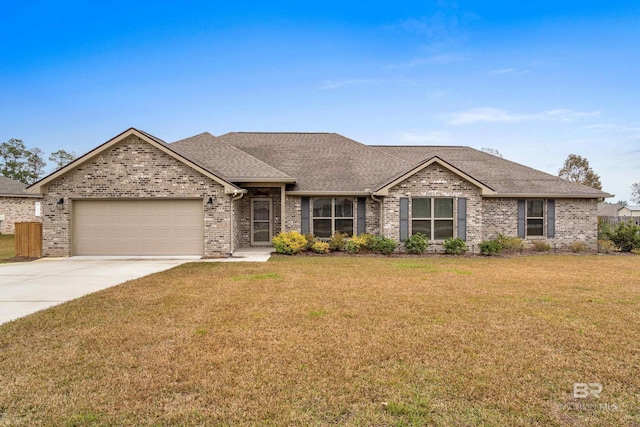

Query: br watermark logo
[573,382,602,399]
[555,382,618,412]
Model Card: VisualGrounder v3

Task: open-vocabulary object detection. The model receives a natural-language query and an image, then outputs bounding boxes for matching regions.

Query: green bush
[328,232,348,251]
[479,239,502,255]
[531,240,551,252]
[311,241,330,254]
[606,220,640,252]
[304,233,317,251]
[443,237,468,255]
[495,234,524,251]
[368,236,398,255]
[345,234,373,254]
[569,241,588,253]
[272,231,307,255]
[404,233,429,254]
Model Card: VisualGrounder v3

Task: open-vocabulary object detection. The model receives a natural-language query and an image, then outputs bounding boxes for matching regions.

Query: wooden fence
[15,222,42,258]
[599,216,640,227]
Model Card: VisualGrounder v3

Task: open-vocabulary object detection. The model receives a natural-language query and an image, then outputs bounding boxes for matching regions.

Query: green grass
[0,234,15,262]
[1,256,639,426]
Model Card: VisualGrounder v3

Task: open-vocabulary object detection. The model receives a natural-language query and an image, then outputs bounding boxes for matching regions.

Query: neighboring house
[0,176,42,234]
[27,128,612,256]
[618,205,640,217]
[597,202,622,217]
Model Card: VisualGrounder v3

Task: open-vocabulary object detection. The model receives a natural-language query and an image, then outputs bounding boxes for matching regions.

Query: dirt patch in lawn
[0,256,639,426]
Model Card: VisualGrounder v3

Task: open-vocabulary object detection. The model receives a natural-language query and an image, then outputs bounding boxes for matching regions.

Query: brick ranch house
[27,128,612,257]
[0,176,42,234]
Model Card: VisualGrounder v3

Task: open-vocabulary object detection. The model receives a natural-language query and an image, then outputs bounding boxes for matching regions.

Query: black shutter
[400,197,409,242]
[301,197,310,235]
[547,199,555,238]
[517,199,526,238]
[457,198,467,241]
[357,197,366,235]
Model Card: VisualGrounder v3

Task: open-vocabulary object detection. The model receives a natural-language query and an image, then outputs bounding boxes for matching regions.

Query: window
[527,200,544,236]
[312,198,353,238]
[411,197,454,240]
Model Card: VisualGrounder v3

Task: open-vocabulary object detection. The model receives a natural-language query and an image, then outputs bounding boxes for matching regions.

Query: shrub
[404,233,429,254]
[443,237,468,255]
[368,236,398,255]
[597,217,613,240]
[304,233,317,251]
[597,239,615,253]
[495,234,524,251]
[479,239,502,255]
[345,234,373,254]
[606,220,640,252]
[311,241,330,254]
[531,240,551,252]
[328,232,348,251]
[272,231,307,255]
[569,241,588,253]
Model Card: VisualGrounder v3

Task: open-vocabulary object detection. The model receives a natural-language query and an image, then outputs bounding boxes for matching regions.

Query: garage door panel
[73,200,204,256]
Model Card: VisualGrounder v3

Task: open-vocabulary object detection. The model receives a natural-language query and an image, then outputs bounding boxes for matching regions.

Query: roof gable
[27,128,241,194]
[373,156,496,196]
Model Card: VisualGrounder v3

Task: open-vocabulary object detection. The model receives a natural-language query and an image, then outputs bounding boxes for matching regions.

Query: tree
[0,138,30,183]
[631,183,640,204]
[617,200,629,207]
[481,147,503,158]
[558,154,602,190]
[25,148,47,184]
[49,149,76,169]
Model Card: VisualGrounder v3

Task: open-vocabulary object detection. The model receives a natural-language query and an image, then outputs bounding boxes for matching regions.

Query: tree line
[0,138,76,185]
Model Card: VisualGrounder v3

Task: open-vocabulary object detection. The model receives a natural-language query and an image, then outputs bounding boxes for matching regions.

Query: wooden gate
[15,222,42,258]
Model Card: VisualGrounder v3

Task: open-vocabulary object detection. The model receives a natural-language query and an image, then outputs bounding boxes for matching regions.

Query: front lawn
[0,234,15,262]
[0,256,639,426]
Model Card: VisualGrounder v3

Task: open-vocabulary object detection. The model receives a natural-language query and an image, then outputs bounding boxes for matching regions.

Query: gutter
[229,189,246,256]
[369,190,384,237]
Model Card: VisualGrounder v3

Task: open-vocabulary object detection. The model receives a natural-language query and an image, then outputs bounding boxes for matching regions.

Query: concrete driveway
[0,257,199,325]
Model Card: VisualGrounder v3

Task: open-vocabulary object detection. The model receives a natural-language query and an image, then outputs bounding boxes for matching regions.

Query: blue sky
[1,1,639,200]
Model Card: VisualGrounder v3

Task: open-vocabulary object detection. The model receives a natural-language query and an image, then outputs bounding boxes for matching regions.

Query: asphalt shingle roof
[373,146,611,197]
[0,176,28,196]
[171,132,293,181]
[215,132,412,192]
[168,131,611,197]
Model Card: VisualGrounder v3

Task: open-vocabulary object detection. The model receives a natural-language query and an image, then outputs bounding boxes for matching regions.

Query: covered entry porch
[233,185,287,249]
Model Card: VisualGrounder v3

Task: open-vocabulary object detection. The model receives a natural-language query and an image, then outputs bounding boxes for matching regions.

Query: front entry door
[251,198,272,246]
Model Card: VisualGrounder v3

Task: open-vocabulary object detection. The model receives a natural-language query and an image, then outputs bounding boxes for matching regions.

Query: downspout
[370,192,384,237]
[229,190,245,256]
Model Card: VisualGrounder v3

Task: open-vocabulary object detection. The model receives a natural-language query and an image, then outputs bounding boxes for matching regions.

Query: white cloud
[397,131,451,144]
[387,54,464,70]
[489,68,529,75]
[443,107,600,125]
[319,79,379,90]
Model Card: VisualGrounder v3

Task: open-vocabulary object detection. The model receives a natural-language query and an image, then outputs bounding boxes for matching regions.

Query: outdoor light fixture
[56,198,64,210]
[206,197,214,208]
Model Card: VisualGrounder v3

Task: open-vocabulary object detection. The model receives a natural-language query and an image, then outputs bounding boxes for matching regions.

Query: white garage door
[73,200,204,256]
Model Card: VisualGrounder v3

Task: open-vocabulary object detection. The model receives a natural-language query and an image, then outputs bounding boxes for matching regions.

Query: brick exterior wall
[382,164,483,247]
[284,196,302,233]
[41,135,231,256]
[482,198,518,239]
[554,198,598,249]
[482,198,598,250]
[365,197,381,235]
[0,196,42,234]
